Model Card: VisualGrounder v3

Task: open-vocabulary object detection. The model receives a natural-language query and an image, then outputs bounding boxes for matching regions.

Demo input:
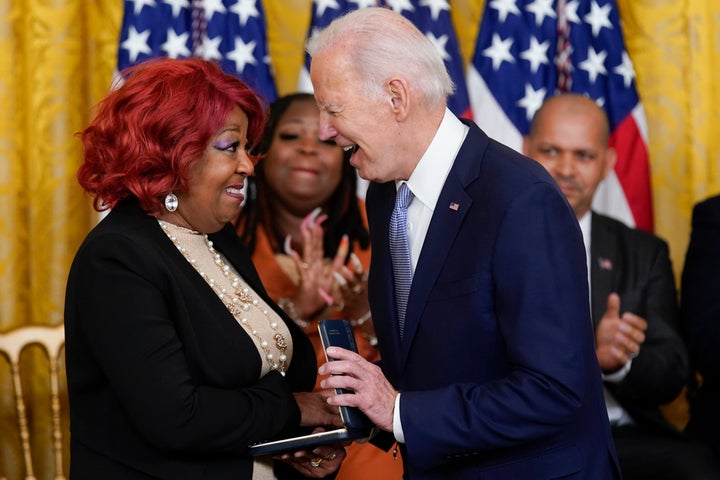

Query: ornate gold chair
[0,324,67,480]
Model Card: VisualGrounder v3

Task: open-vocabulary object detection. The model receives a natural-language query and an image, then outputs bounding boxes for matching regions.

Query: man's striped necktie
[389,183,414,339]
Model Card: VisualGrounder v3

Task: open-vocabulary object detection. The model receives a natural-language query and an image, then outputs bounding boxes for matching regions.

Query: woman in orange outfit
[235,93,402,480]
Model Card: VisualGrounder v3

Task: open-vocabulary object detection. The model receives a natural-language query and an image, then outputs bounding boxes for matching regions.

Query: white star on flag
[483,34,515,71]
[420,0,450,21]
[520,37,551,73]
[565,0,581,23]
[162,0,188,18]
[517,84,547,121]
[198,35,223,61]
[490,0,520,23]
[121,26,152,63]
[231,0,260,27]
[526,0,556,27]
[161,28,191,59]
[579,46,607,83]
[386,0,415,15]
[614,52,636,88]
[203,0,226,21]
[584,1,613,37]
[426,33,451,61]
[226,38,257,73]
[315,0,341,17]
[130,0,155,16]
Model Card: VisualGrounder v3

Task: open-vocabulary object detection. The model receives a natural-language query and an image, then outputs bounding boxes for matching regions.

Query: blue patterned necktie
[389,183,414,338]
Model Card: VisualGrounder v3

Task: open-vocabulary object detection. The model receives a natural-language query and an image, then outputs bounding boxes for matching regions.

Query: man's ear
[386,78,409,121]
[602,147,617,180]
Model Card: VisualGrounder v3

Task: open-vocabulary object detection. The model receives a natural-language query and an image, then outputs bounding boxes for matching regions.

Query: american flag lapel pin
[449,202,460,211]
[598,257,613,271]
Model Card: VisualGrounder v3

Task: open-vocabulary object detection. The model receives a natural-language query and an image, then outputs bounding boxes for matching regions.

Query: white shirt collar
[396,108,468,211]
[578,211,592,278]
[578,211,591,247]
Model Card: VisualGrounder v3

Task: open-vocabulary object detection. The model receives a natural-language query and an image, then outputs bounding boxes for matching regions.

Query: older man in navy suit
[306,8,620,479]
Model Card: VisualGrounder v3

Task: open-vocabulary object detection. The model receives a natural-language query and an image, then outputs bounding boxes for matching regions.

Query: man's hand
[595,293,648,373]
[318,347,397,432]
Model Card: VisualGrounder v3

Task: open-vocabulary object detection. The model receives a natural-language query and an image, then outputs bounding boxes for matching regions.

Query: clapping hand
[285,208,373,341]
[595,293,648,373]
[284,208,337,320]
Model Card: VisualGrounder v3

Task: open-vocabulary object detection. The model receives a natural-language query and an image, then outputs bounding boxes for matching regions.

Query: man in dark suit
[682,193,720,457]
[524,93,720,479]
[305,8,620,479]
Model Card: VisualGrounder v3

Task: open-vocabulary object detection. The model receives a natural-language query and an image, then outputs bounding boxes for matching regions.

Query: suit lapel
[397,122,484,373]
[399,173,471,364]
[590,213,616,327]
[367,181,405,376]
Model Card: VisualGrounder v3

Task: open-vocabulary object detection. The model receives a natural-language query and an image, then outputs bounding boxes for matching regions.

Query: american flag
[298,0,472,120]
[117,0,277,103]
[467,0,653,231]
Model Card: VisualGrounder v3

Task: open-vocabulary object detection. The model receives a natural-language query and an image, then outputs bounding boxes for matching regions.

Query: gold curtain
[0,0,718,478]
[616,0,720,283]
[0,1,122,478]
[0,1,122,330]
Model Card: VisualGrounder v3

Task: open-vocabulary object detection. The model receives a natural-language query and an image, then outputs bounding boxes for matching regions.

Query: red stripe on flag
[610,115,653,232]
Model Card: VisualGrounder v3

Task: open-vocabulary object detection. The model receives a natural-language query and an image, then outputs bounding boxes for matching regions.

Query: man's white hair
[306,7,454,109]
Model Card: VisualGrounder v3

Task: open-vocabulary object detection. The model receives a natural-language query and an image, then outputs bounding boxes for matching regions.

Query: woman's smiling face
[263,97,345,212]
[168,106,254,233]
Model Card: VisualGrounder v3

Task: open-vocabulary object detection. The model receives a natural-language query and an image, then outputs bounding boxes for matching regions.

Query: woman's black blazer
[64,198,317,479]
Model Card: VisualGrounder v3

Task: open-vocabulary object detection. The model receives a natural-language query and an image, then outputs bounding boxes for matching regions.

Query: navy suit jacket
[682,194,720,454]
[365,121,621,479]
[64,199,317,479]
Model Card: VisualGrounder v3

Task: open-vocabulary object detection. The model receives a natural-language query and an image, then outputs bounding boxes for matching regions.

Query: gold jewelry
[159,220,288,375]
[351,310,372,326]
[310,458,323,468]
[278,297,311,329]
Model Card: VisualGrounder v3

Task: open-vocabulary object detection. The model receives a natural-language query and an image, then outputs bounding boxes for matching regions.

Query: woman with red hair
[65,57,344,479]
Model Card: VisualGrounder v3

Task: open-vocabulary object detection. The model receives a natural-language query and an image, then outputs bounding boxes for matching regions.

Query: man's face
[309,45,406,183]
[523,99,616,219]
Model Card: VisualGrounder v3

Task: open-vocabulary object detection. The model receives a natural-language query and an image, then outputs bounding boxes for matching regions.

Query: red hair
[78,57,267,214]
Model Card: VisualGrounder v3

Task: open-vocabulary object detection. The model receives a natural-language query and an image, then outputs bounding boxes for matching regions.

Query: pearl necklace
[159,220,288,375]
